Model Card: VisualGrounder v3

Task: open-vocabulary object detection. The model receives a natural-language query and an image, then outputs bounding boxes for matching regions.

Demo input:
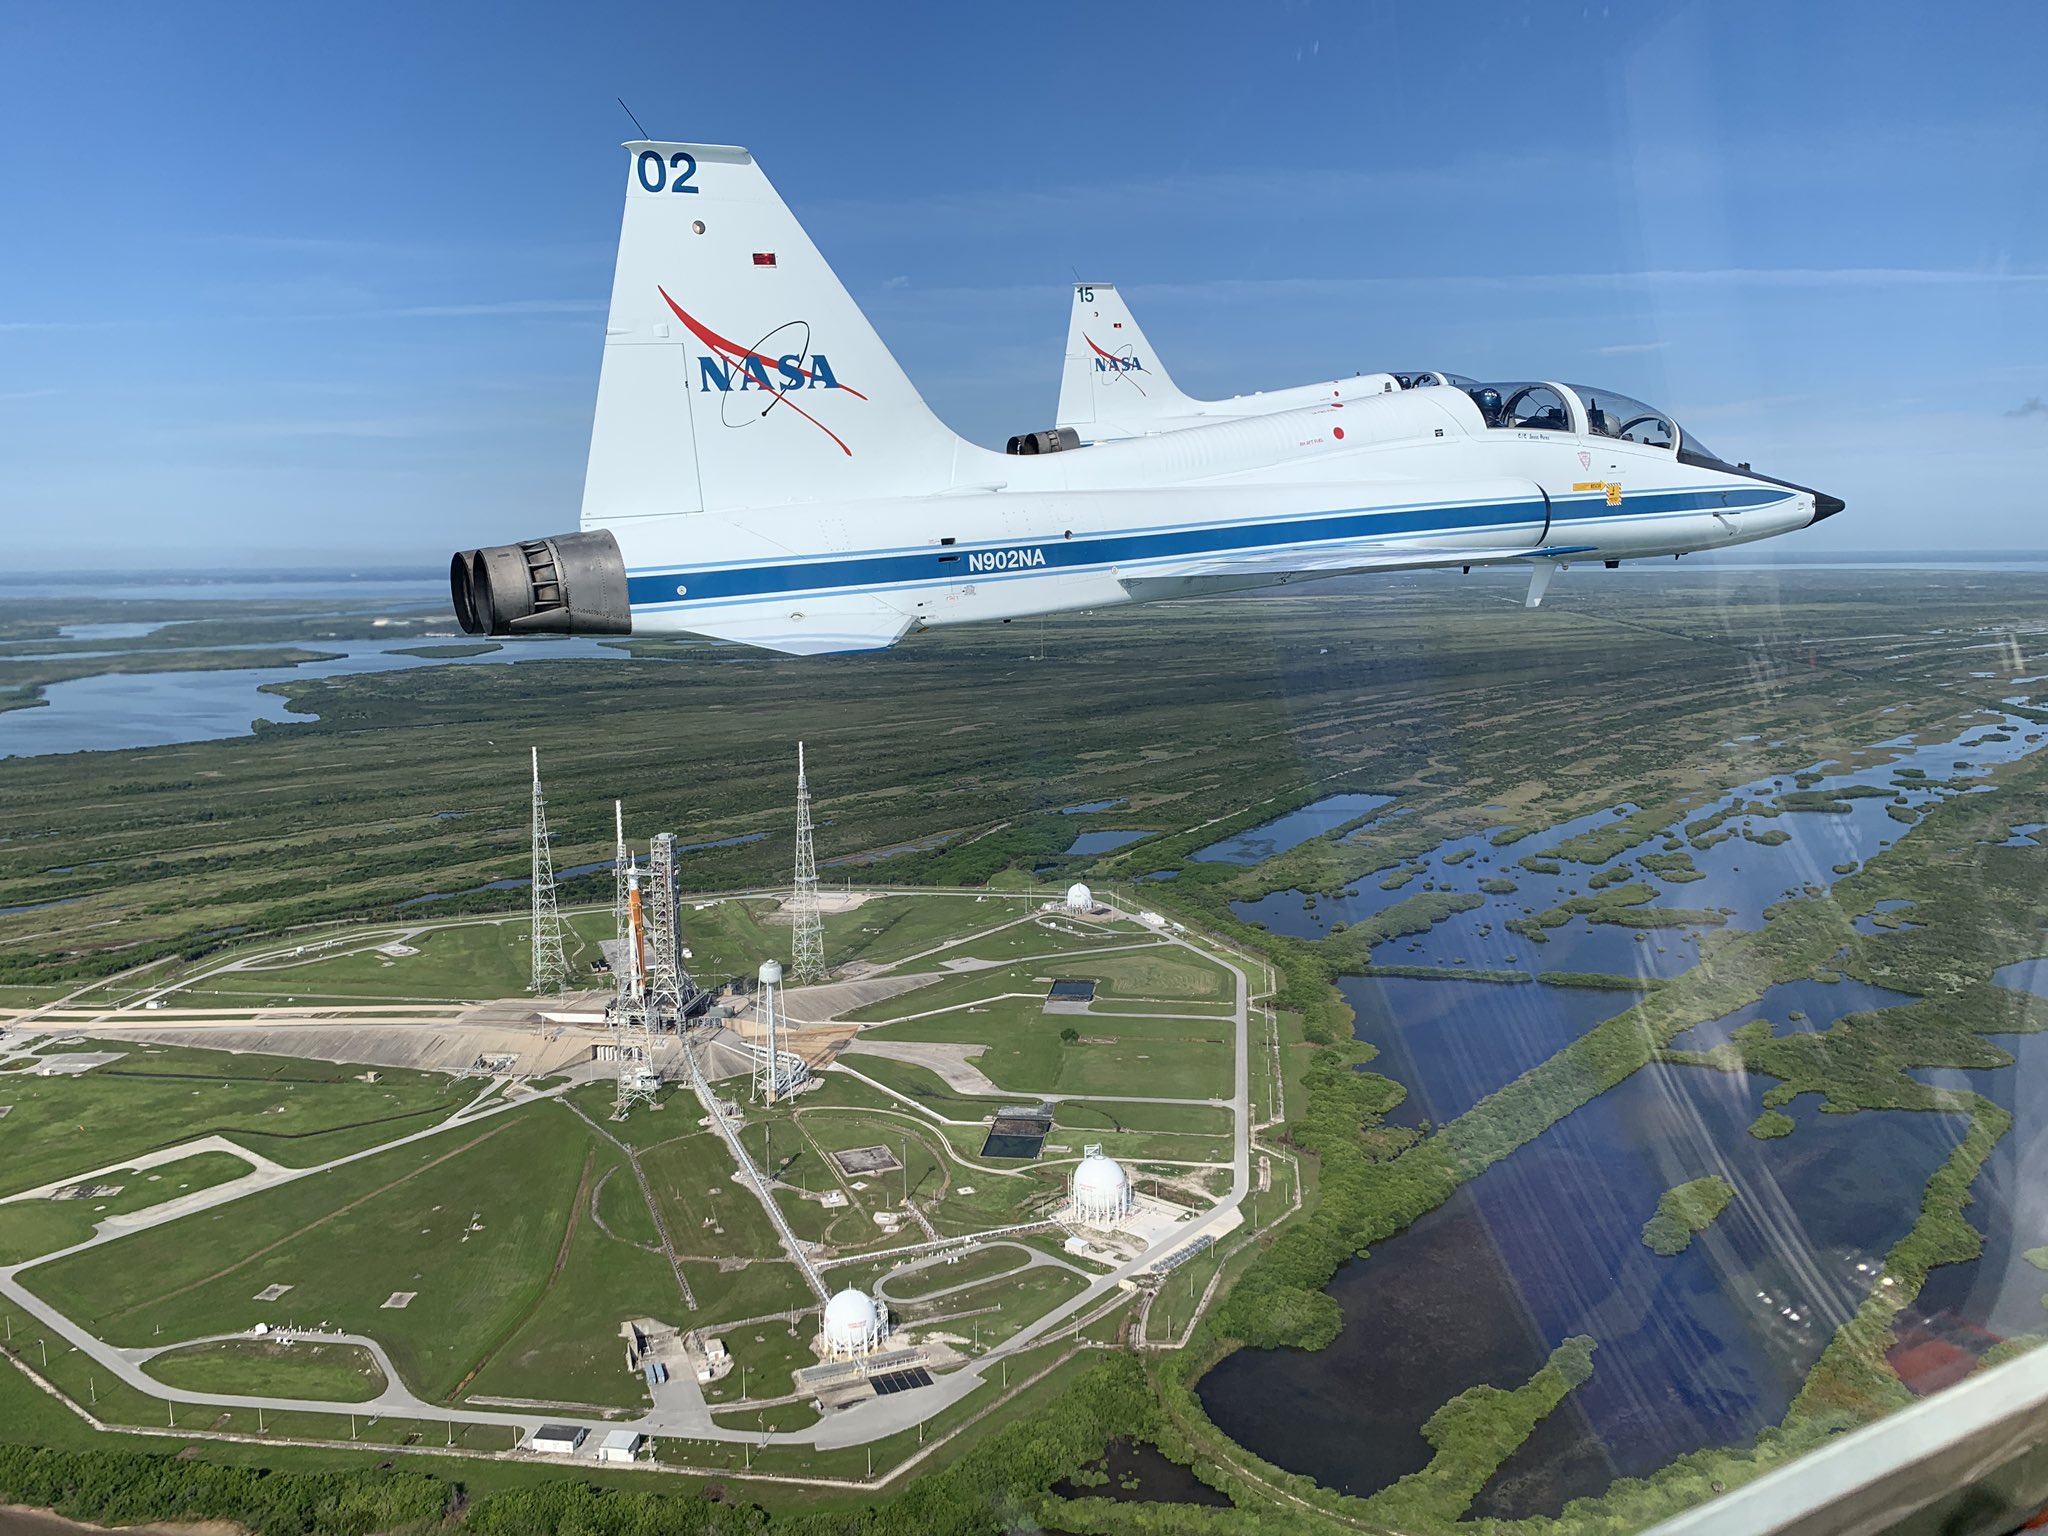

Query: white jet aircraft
[450,142,1841,656]
[1058,281,1466,443]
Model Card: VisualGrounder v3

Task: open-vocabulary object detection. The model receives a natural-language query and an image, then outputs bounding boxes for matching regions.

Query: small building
[530,1424,586,1456]
[596,1429,645,1464]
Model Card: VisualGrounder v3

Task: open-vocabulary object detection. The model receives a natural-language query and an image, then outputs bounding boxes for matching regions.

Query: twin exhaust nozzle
[449,531,633,637]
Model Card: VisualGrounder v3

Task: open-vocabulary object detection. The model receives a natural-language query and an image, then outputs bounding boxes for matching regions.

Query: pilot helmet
[1473,387,1502,416]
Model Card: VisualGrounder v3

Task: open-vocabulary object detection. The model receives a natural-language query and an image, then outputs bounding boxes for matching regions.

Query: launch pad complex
[0,744,1278,1477]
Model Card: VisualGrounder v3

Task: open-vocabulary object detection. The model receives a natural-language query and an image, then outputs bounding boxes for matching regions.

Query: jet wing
[1117,543,1595,600]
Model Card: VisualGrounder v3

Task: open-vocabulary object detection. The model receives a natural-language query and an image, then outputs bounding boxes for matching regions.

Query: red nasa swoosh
[658,286,865,456]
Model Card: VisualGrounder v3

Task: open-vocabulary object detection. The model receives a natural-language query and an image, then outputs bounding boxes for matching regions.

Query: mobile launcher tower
[604,808,714,1119]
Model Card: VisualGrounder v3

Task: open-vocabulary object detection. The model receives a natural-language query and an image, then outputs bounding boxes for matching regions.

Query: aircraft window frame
[1492,382,1575,433]
[1566,383,1679,450]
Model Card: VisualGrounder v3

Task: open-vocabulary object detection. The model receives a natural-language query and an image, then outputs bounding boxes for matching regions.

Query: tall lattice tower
[790,742,825,984]
[611,800,629,958]
[612,859,659,1119]
[528,749,568,995]
[645,832,684,1024]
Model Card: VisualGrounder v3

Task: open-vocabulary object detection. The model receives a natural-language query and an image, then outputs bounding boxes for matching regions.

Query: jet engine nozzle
[449,530,632,636]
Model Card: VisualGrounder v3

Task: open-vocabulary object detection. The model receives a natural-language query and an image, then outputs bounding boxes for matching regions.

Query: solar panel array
[870,1366,934,1396]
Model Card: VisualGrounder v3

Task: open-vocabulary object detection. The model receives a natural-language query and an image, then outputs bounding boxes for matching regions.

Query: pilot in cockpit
[1471,387,1502,426]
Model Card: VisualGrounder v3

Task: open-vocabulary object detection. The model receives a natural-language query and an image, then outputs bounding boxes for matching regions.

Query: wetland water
[1200,1064,1967,1515]
[1199,716,2048,1516]
[0,637,632,758]
[1231,716,2046,981]
[1909,961,2048,1341]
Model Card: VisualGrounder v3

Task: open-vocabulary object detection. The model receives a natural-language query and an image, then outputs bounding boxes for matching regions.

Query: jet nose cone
[1812,490,1846,522]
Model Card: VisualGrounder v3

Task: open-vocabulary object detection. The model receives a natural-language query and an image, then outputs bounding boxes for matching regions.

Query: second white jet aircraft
[450,142,1841,655]
[1058,281,1469,443]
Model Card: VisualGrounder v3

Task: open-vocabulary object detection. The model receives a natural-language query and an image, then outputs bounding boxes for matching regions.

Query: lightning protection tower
[529,749,569,995]
[612,800,629,953]
[790,742,825,985]
[645,831,685,1024]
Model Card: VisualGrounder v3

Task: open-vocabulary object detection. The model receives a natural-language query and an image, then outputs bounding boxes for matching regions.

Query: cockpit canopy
[1566,385,1676,449]
[1461,379,1719,461]
[1392,371,1480,391]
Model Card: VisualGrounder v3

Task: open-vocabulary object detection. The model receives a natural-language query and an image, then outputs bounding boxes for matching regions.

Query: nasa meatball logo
[1083,334,1149,396]
[658,287,865,456]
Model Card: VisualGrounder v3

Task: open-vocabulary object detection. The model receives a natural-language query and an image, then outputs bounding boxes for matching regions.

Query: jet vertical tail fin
[1056,283,1199,437]
[581,142,974,525]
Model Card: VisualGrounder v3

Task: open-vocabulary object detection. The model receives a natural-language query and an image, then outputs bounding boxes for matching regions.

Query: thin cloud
[0,388,61,402]
[2008,397,2048,419]
[1597,341,1668,356]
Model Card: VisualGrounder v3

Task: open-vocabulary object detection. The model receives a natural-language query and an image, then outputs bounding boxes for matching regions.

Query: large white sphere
[1065,882,1094,912]
[759,959,784,986]
[1072,1149,1132,1224]
[821,1287,885,1355]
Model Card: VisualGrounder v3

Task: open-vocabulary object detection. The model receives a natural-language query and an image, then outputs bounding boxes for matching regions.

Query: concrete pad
[840,1039,1003,1098]
[80,1018,599,1077]
[778,973,940,1024]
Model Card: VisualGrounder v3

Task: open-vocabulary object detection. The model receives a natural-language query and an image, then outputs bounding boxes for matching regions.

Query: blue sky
[2,0,2043,567]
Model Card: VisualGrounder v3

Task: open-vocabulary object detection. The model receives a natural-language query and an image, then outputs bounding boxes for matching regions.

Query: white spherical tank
[1065,882,1094,912]
[820,1286,887,1357]
[759,959,784,986]
[1070,1146,1133,1227]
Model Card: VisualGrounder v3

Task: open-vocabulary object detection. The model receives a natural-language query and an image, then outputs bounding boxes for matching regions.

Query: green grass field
[842,945,1232,1024]
[885,1243,1034,1300]
[181,918,584,1004]
[0,1149,253,1262]
[822,894,1035,967]
[462,1142,677,1409]
[143,1337,388,1402]
[864,1002,1233,1100]
[24,1104,588,1402]
[0,1045,468,1197]
[640,1130,787,1262]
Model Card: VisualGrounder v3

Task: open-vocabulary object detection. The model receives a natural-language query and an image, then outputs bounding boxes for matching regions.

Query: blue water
[0,637,635,759]
[1668,977,1919,1052]
[1911,1023,2048,1338]
[54,621,175,641]
[1852,900,1921,936]
[1200,1064,1966,1513]
[0,574,446,602]
[1992,959,2048,999]
[1066,829,1150,856]
[1058,799,1126,815]
[0,896,83,918]
[1342,974,1639,1127]
[2004,823,2047,847]
[1192,793,1395,865]
[1229,717,2046,980]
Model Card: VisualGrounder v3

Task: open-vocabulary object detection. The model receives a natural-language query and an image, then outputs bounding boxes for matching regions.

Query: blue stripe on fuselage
[622,486,1786,610]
